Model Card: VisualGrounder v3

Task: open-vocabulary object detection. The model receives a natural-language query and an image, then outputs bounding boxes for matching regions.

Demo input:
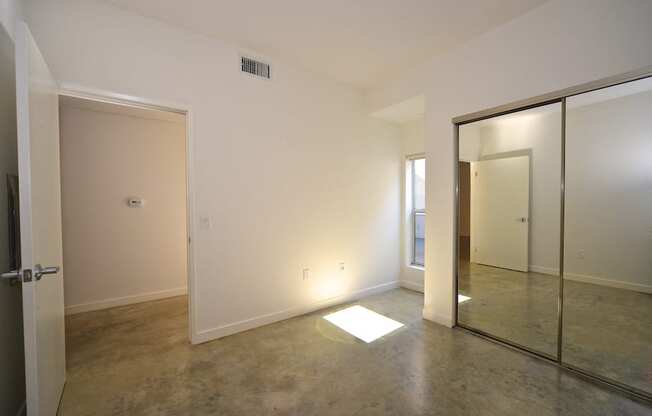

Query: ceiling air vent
[241,56,271,79]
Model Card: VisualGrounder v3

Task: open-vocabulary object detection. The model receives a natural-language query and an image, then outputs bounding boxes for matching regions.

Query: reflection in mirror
[563,76,652,395]
[457,102,561,357]
[0,25,26,416]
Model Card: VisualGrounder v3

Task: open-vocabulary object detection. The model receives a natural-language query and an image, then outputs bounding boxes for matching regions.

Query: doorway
[470,156,530,272]
[2,23,197,415]
[57,94,193,342]
[458,161,470,261]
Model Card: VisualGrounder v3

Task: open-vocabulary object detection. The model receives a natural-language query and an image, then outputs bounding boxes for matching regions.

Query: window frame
[407,155,425,267]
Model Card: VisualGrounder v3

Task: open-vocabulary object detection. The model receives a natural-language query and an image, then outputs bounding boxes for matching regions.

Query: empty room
[58,96,188,317]
[57,95,191,367]
[0,1,651,415]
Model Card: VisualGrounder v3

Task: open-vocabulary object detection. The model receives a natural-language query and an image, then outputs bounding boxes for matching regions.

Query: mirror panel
[457,102,562,357]
[563,77,652,394]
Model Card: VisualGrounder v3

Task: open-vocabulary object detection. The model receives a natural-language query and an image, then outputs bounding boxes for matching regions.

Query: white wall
[25,0,401,342]
[565,89,652,292]
[367,0,652,326]
[401,118,425,156]
[399,118,425,291]
[0,0,21,40]
[59,103,188,314]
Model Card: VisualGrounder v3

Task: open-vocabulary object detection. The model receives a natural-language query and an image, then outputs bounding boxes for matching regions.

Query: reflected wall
[563,78,652,395]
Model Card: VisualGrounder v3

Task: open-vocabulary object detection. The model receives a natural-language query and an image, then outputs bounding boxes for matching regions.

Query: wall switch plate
[302,268,310,280]
[339,262,345,271]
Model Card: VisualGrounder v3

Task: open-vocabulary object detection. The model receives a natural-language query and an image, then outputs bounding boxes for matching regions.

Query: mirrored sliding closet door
[562,77,652,396]
[457,102,562,358]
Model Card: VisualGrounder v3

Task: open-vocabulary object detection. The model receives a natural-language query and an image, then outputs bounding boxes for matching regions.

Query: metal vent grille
[241,56,271,79]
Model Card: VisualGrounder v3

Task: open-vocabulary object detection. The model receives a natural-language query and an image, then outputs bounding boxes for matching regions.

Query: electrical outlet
[302,268,310,280]
[577,250,585,260]
[339,262,345,271]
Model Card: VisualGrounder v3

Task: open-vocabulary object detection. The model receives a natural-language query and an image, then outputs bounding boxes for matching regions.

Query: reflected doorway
[456,101,562,359]
[458,161,470,261]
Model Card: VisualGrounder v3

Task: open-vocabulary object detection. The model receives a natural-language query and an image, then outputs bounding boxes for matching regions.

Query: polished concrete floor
[458,262,560,356]
[458,261,652,395]
[60,289,652,415]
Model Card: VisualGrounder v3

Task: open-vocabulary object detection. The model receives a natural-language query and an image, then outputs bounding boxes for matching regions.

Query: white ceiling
[103,0,549,90]
[371,95,425,124]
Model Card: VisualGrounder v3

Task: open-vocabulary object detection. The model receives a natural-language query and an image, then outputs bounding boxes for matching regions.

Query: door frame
[468,154,530,272]
[452,64,652,403]
[57,84,199,344]
[475,149,533,271]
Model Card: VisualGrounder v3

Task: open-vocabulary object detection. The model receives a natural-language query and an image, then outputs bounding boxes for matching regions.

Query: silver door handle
[34,264,59,281]
[1,270,20,280]
[1,270,22,286]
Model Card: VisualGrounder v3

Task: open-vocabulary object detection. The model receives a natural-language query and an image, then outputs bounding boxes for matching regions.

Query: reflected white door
[16,22,65,416]
[470,156,529,272]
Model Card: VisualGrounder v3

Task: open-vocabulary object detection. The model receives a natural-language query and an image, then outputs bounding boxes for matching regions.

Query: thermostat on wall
[127,197,145,208]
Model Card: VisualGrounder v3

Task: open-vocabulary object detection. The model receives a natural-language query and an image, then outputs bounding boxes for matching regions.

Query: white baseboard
[193,281,399,344]
[529,265,652,294]
[65,287,188,315]
[399,280,424,293]
[15,401,25,416]
[564,272,652,294]
[528,265,559,276]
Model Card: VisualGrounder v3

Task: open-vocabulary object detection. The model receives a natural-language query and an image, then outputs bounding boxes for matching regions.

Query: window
[409,157,425,266]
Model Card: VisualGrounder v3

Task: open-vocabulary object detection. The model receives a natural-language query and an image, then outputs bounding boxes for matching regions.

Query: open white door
[15,21,65,416]
[470,155,529,272]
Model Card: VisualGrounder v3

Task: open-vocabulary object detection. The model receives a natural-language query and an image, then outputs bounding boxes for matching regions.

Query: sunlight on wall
[311,274,349,302]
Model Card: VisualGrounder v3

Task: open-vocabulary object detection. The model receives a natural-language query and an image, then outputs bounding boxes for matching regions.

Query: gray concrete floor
[458,261,652,395]
[60,289,652,415]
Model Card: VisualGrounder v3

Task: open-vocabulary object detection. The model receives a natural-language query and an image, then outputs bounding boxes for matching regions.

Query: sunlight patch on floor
[458,294,471,303]
[323,305,404,343]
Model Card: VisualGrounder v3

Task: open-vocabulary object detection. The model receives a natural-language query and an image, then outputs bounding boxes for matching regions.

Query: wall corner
[422,304,454,328]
